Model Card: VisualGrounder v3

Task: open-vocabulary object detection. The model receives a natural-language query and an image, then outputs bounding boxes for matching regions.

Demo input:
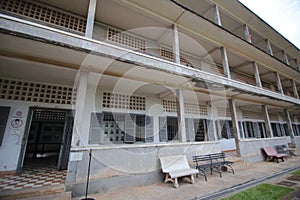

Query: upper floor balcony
[0,0,299,105]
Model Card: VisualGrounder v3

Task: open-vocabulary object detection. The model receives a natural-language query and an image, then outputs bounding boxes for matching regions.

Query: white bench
[159,155,199,188]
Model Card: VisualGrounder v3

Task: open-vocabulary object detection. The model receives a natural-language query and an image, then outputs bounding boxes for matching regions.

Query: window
[244,121,254,138]
[89,112,153,144]
[258,122,266,138]
[135,115,145,142]
[292,124,300,136]
[194,119,207,141]
[218,120,233,139]
[271,123,279,137]
[0,107,10,145]
[243,121,266,138]
[271,123,287,137]
[167,117,178,141]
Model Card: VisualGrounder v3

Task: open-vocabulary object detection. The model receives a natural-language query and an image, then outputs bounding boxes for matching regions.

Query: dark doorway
[23,108,73,170]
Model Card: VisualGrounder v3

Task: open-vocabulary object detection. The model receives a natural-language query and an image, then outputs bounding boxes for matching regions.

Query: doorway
[20,108,74,171]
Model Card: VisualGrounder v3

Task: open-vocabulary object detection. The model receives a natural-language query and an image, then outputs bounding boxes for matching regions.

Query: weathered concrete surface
[66,142,221,197]
[0,184,67,200]
[72,156,300,200]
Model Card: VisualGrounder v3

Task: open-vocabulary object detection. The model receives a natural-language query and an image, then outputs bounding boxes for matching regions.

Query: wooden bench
[262,146,287,163]
[159,155,199,188]
[192,153,234,180]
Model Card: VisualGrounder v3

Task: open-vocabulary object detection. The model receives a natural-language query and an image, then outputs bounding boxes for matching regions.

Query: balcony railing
[0,0,86,34]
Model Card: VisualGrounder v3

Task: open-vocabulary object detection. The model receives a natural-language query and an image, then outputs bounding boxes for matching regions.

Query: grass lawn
[291,170,300,175]
[222,183,293,200]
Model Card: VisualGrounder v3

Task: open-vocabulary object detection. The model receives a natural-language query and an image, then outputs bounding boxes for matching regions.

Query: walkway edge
[194,165,300,200]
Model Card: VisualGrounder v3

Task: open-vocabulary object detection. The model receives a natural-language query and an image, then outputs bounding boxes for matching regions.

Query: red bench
[262,146,287,163]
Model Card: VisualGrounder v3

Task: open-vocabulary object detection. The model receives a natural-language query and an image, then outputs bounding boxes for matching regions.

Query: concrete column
[297,60,300,72]
[172,24,181,64]
[220,47,231,79]
[265,39,273,56]
[176,87,186,142]
[214,5,222,26]
[72,71,88,147]
[291,79,299,99]
[244,24,252,43]
[252,62,262,88]
[284,109,295,146]
[261,105,273,138]
[85,0,97,38]
[274,72,283,94]
[228,99,241,156]
[282,50,289,65]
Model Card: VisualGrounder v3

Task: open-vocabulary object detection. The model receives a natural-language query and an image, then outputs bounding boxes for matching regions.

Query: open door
[16,108,34,172]
[57,110,74,170]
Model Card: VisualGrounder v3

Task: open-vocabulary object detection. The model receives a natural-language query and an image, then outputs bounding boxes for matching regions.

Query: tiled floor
[0,165,66,191]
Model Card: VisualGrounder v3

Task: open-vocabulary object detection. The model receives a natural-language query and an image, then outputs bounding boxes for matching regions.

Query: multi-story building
[0,0,299,196]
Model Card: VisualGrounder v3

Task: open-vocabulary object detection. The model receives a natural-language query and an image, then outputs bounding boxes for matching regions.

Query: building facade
[0,0,299,196]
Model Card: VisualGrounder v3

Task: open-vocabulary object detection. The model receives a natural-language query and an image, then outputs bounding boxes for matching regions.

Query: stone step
[0,184,70,200]
[18,191,72,200]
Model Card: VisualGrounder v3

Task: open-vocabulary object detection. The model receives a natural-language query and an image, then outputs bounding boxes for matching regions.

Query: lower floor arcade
[0,58,299,196]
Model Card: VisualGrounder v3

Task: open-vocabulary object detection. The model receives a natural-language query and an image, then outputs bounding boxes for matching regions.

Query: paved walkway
[74,156,300,200]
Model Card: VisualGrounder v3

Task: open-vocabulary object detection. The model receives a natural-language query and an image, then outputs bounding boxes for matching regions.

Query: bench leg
[190,174,195,184]
[173,178,179,188]
[164,173,174,184]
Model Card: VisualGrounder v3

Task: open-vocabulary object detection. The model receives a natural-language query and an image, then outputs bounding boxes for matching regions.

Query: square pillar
[261,105,273,138]
[244,24,252,43]
[265,39,273,56]
[220,47,231,79]
[274,72,283,94]
[214,5,222,26]
[72,71,89,147]
[85,0,97,38]
[228,99,241,156]
[172,24,181,64]
[282,50,289,65]
[176,87,186,142]
[291,79,299,99]
[284,109,295,146]
[252,62,262,88]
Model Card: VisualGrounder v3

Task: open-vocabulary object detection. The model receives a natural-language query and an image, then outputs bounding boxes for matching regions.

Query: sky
[239,0,300,49]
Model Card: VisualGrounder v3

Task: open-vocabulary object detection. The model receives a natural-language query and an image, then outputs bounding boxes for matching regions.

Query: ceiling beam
[200,47,219,58]
[232,61,251,69]
[260,71,274,77]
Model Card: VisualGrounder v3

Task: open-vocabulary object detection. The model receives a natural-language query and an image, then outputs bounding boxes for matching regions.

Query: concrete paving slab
[73,156,300,200]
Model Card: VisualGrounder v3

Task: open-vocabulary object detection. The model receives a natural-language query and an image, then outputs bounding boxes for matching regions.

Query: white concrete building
[0,0,299,196]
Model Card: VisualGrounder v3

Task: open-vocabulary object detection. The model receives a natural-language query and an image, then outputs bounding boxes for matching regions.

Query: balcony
[0,0,299,103]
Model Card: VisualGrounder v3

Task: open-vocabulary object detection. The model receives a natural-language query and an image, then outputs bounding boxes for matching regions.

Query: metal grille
[242,110,263,120]
[269,114,279,121]
[160,46,174,61]
[160,46,224,75]
[0,78,76,104]
[217,107,231,117]
[32,109,66,121]
[102,92,146,111]
[0,0,86,33]
[231,71,256,86]
[180,52,202,69]
[107,27,146,51]
[162,99,208,115]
